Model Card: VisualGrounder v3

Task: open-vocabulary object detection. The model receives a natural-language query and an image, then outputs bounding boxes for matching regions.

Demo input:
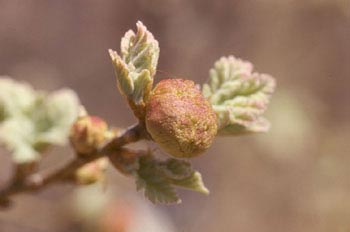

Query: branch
[0,123,149,208]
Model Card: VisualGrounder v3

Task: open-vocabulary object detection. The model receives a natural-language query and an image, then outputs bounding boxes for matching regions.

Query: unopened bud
[75,158,108,185]
[69,116,108,155]
[145,79,217,158]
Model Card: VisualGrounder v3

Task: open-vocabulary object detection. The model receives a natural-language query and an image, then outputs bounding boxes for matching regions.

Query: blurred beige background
[0,0,350,231]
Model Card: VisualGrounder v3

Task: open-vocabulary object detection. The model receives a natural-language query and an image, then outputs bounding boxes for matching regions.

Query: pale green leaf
[171,171,209,195]
[203,56,276,135]
[0,117,39,163]
[0,77,36,120]
[218,117,270,135]
[132,69,152,104]
[121,21,159,76]
[0,77,80,163]
[109,21,159,107]
[36,88,80,144]
[136,156,180,204]
[109,49,134,96]
[12,145,40,164]
[0,117,35,148]
[136,175,180,204]
[135,155,209,204]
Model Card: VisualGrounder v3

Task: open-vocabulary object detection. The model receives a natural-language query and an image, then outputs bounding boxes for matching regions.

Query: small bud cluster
[75,158,108,185]
[69,116,108,155]
[69,115,111,185]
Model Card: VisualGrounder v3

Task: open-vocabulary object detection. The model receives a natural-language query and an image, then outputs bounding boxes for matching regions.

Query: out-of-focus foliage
[0,77,80,163]
[203,56,276,135]
[255,91,320,159]
[71,185,176,232]
[0,77,36,121]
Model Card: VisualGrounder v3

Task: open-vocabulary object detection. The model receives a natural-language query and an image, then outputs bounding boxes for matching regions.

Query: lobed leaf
[136,175,180,204]
[135,155,209,204]
[121,21,159,76]
[136,156,180,204]
[109,21,159,105]
[203,56,276,135]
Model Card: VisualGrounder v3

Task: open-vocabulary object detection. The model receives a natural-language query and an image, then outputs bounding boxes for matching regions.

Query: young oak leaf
[135,156,209,204]
[136,156,180,204]
[202,56,276,135]
[136,176,180,204]
[109,21,159,106]
[121,21,159,76]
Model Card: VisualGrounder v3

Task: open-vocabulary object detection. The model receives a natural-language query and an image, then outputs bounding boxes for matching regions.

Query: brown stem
[0,123,149,208]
